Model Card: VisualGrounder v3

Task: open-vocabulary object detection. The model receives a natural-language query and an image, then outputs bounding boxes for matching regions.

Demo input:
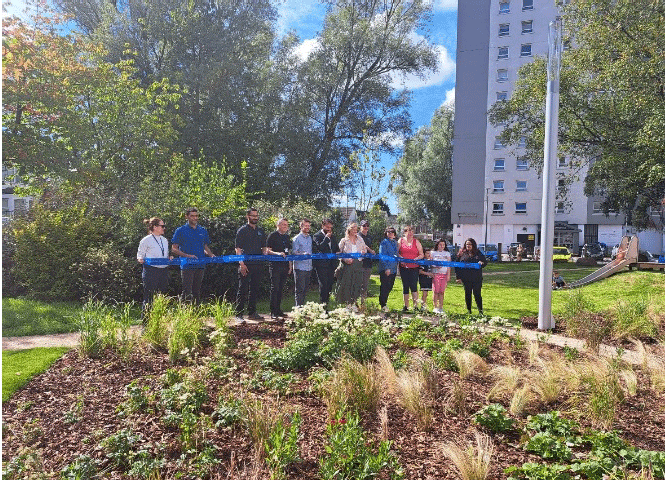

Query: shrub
[72,245,141,303]
[11,204,107,301]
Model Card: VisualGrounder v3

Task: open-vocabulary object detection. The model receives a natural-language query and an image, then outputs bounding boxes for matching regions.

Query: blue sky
[3,0,458,213]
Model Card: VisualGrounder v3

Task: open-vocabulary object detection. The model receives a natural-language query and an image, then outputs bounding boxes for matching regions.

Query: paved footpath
[2,316,660,369]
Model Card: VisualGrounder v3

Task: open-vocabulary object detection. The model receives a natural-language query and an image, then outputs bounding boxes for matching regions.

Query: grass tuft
[453,350,489,380]
[442,431,494,480]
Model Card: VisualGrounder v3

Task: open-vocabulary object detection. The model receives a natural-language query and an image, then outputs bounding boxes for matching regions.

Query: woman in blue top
[378,227,398,312]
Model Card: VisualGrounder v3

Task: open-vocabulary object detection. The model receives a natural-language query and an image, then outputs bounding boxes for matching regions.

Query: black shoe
[402,306,409,313]
[247,313,264,321]
[276,311,287,318]
[270,313,278,320]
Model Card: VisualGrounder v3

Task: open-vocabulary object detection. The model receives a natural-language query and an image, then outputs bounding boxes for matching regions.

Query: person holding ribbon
[377,226,398,313]
[455,237,487,315]
[398,225,424,312]
[313,218,339,306]
[137,217,171,322]
[266,218,292,320]
[235,207,267,321]
[336,222,368,311]
[171,207,215,303]
[430,238,452,315]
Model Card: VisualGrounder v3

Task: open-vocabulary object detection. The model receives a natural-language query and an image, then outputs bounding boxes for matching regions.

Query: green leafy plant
[319,411,404,480]
[60,454,97,480]
[213,396,244,428]
[265,411,301,480]
[101,429,143,469]
[123,379,151,413]
[505,462,572,480]
[473,404,515,433]
[2,448,47,480]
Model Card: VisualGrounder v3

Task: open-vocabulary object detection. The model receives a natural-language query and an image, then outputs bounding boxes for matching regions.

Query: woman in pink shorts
[430,239,451,314]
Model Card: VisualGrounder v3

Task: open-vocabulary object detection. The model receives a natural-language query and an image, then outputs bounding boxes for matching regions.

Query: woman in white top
[429,238,452,314]
[335,222,367,309]
[137,217,171,321]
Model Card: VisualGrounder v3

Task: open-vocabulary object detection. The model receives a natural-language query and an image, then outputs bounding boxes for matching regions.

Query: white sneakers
[433,307,446,315]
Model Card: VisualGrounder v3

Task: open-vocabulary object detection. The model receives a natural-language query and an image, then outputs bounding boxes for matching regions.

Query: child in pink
[430,239,451,314]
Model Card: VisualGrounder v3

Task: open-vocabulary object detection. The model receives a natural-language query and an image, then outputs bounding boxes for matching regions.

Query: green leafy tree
[283,0,439,201]
[488,0,664,229]
[390,105,454,230]
[2,7,181,201]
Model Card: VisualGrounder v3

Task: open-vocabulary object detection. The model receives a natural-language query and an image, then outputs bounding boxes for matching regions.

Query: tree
[390,105,454,230]
[2,7,181,201]
[282,0,439,202]
[56,0,296,197]
[488,0,664,229]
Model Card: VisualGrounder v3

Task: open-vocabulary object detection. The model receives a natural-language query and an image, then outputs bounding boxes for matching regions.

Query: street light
[538,18,563,330]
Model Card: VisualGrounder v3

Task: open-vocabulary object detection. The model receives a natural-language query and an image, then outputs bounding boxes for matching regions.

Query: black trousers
[181,268,205,303]
[314,265,335,305]
[399,266,419,294]
[142,266,169,312]
[236,264,263,315]
[378,271,396,307]
[462,279,483,313]
[269,265,289,315]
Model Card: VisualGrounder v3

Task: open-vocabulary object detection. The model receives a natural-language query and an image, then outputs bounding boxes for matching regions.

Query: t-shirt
[171,223,211,270]
[430,250,451,275]
[359,232,373,268]
[235,223,266,265]
[137,234,169,268]
[266,231,292,270]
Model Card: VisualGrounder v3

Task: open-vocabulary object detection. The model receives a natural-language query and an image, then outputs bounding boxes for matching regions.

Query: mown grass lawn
[2,299,84,337]
[2,347,70,401]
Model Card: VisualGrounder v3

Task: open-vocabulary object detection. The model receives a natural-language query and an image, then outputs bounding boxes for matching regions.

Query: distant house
[2,166,32,223]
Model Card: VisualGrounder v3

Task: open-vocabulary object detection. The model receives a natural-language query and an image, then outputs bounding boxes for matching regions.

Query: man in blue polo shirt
[171,207,215,303]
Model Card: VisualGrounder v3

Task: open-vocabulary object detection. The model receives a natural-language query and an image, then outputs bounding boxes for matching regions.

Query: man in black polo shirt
[235,207,267,321]
[265,218,292,319]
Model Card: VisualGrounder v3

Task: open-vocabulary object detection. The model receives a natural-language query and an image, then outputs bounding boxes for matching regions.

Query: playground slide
[566,236,638,288]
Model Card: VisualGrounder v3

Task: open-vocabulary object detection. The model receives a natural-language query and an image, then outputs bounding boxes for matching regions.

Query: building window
[521,20,533,34]
[494,137,504,149]
[515,202,527,214]
[520,44,532,57]
[499,1,510,14]
[492,203,504,215]
[516,158,529,170]
[555,202,565,214]
[2,198,8,216]
[493,180,505,193]
[497,69,508,82]
[498,46,509,59]
[499,23,509,36]
[496,91,508,101]
[494,159,505,171]
[14,198,29,212]
[518,136,526,147]
[557,156,568,168]
[516,180,527,192]
[558,179,566,189]
[522,0,533,10]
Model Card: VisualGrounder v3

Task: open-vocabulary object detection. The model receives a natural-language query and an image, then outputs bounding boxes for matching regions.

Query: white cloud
[432,0,458,12]
[275,0,324,36]
[441,87,455,107]
[294,38,320,62]
[391,40,456,90]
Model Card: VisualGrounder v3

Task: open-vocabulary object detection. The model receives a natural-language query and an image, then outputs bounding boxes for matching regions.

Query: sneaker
[270,313,279,320]
[402,306,409,313]
[247,313,264,321]
[432,308,441,314]
[352,305,359,313]
[381,306,389,313]
[276,311,287,318]
[235,315,245,324]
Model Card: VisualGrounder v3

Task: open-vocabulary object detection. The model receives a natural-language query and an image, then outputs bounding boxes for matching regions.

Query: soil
[2,322,664,479]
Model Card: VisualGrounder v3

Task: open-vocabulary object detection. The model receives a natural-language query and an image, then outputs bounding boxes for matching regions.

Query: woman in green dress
[335,222,368,311]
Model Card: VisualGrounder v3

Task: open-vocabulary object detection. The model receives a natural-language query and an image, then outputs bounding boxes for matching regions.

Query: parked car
[580,242,605,260]
[553,246,572,262]
[478,243,498,262]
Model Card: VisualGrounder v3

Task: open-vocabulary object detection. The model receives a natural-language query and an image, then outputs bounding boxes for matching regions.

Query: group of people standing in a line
[137,207,488,322]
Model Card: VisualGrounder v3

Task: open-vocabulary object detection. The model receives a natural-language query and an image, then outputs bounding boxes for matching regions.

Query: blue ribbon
[145,252,480,269]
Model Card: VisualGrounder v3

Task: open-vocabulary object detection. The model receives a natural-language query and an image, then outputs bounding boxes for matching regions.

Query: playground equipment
[566,236,638,288]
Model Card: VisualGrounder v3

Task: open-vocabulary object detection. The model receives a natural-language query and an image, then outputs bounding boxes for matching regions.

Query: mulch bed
[3,323,664,479]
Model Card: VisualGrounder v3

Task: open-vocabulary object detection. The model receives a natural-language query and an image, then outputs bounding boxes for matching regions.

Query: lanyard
[151,235,165,257]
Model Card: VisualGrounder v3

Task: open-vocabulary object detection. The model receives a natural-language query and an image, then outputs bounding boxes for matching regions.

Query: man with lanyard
[359,220,376,301]
[292,219,314,307]
[313,218,339,306]
[235,207,267,321]
[265,218,292,319]
[171,207,215,303]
